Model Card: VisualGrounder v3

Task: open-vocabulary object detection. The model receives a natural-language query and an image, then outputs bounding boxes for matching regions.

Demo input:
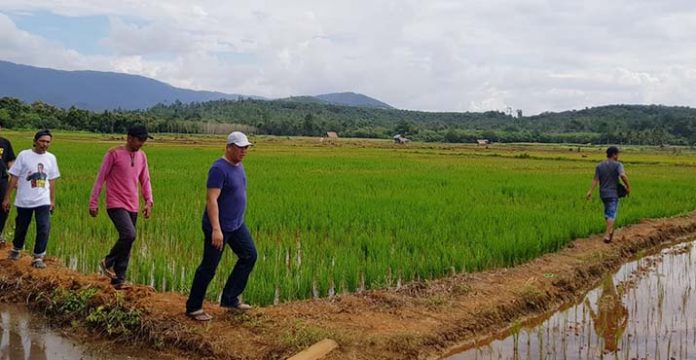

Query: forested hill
[1,96,695,145]
[144,100,696,145]
[275,92,393,109]
[314,92,393,109]
[522,105,696,145]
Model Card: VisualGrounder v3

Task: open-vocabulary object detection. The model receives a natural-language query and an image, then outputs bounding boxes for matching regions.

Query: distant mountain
[278,92,393,109]
[0,61,394,112]
[278,96,329,105]
[0,60,254,111]
[314,92,393,109]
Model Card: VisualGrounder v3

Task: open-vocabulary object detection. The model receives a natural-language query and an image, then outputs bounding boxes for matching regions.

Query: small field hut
[393,134,410,144]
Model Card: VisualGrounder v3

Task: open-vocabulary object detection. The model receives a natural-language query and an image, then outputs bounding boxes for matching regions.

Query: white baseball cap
[227,131,252,147]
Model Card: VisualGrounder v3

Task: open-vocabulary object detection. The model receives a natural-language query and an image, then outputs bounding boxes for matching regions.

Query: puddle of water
[1,303,91,359]
[0,303,140,360]
[448,239,696,360]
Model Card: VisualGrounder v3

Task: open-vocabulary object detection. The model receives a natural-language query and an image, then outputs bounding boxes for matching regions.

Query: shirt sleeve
[594,164,600,179]
[4,141,15,163]
[206,166,225,189]
[89,151,114,209]
[139,153,153,205]
[8,152,22,177]
[48,154,60,180]
[617,163,625,176]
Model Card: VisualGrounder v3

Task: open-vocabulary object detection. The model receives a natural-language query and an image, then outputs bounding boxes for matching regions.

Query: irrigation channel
[0,303,142,360]
[449,236,696,359]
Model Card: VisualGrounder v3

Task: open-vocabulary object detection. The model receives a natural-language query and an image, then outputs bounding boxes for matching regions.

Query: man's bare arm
[207,188,224,250]
[586,176,599,200]
[620,173,631,194]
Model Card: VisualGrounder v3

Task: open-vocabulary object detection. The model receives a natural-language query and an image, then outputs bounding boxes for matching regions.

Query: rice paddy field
[4,131,696,305]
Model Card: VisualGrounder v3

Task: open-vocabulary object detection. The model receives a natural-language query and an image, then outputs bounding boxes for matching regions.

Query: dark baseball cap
[127,125,153,139]
[34,129,52,141]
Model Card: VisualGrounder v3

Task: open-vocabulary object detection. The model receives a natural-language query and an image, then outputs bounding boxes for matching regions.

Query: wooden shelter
[393,134,411,144]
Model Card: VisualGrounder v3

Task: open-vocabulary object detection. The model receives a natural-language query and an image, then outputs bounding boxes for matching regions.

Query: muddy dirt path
[1,214,696,360]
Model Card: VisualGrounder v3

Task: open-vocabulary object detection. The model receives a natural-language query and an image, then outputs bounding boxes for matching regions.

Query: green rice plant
[4,131,696,306]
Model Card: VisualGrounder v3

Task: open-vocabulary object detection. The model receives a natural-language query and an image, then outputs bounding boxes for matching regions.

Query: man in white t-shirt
[2,130,60,268]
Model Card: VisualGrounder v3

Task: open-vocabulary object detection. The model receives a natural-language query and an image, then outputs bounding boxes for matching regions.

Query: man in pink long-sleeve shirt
[89,125,153,290]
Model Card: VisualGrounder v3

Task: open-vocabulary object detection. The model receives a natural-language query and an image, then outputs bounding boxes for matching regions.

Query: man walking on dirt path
[89,125,153,290]
[0,125,16,248]
[186,131,256,321]
[586,146,631,243]
[3,130,60,268]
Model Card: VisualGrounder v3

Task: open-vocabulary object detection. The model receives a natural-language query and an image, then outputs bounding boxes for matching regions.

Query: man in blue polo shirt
[186,131,257,321]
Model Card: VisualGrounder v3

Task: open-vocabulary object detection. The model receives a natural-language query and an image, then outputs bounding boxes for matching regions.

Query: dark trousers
[0,178,9,234]
[186,224,257,313]
[12,205,51,257]
[104,208,138,285]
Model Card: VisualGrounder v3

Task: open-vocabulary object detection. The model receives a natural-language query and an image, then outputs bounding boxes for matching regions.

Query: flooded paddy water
[0,303,140,360]
[449,236,696,360]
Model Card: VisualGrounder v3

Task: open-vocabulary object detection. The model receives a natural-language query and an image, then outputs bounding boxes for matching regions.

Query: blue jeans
[602,197,619,220]
[12,205,51,257]
[186,224,257,313]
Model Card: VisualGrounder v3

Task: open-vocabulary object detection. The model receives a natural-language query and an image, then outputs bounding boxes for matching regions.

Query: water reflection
[584,276,627,353]
[449,239,696,359]
[0,304,86,360]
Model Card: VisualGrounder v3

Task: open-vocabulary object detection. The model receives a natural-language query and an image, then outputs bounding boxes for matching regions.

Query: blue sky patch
[6,10,111,55]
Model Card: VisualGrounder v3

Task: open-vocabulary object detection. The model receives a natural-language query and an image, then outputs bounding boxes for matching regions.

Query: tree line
[2,96,696,145]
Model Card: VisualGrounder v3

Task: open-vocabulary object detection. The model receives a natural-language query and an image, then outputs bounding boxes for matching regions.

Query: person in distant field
[89,125,153,290]
[186,131,257,321]
[0,125,16,248]
[586,146,631,243]
[2,130,60,268]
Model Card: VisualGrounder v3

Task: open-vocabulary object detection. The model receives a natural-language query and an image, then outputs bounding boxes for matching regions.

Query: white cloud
[2,0,696,113]
[0,13,97,69]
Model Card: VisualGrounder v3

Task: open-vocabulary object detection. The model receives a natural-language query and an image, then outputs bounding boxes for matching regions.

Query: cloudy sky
[1,0,695,114]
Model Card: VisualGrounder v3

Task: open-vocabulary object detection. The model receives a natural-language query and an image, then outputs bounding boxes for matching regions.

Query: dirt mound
[2,214,696,359]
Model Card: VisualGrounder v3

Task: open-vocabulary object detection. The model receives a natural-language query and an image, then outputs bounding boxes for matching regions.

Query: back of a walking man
[89,125,153,290]
[586,146,631,243]
[186,131,256,321]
